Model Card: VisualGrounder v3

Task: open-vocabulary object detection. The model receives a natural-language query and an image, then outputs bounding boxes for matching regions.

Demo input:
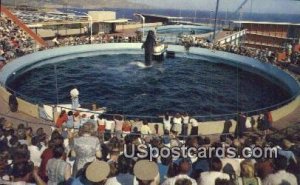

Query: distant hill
[2,0,152,9]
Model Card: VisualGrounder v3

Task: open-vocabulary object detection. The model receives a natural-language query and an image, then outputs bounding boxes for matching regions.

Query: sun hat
[85,160,110,182]
[133,160,158,181]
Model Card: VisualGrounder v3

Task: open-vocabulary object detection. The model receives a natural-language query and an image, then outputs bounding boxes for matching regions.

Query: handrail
[2,108,295,141]
[0,112,53,126]
[0,111,262,138]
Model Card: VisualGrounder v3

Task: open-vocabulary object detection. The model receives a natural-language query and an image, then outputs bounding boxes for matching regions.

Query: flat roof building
[231,20,300,51]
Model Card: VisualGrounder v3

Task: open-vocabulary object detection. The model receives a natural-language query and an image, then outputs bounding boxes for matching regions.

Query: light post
[68,10,93,44]
[212,0,220,43]
[134,13,145,40]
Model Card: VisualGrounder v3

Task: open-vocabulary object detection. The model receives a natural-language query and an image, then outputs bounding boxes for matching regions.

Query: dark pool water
[7,54,291,117]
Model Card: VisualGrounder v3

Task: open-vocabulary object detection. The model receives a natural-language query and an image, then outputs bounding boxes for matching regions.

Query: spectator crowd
[0,108,299,185]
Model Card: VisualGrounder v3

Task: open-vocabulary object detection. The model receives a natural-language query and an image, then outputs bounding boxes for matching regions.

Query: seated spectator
[198,157,230,185]
[105,155,134,185]
[255,158,274,180]
[28,136,46,167]
[133,160,159,185]
[11,161,45,185]
[174,178,193,185]
[158,154,172,183]
[263,155,297,185]
[69,160,110,185]
[162,159,197,185]
[237,160,262,185]
[277,139,297,165]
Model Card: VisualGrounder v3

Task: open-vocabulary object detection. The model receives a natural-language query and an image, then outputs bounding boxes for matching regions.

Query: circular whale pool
[6,52,291,117]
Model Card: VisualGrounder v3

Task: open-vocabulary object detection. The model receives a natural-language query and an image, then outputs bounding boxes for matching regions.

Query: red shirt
[39,148,54,182]
[56,114,68,128]
[122,122,132,132]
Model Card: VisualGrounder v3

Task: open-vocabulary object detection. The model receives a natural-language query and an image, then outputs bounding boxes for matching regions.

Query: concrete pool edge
[0,43,299,134]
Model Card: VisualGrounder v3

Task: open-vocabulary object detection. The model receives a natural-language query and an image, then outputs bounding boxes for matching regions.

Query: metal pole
[212,0,220,43]
[90,15,92,44]
[54,65,59,105]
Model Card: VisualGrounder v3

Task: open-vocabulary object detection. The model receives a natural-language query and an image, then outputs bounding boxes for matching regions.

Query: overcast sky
[129,0,300,14]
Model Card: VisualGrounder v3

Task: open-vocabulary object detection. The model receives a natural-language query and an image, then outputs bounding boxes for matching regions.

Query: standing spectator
[56,110,68,128]
[70,87,80,110]
[223,119,232,134]
[73,111,81,130]
[122,121,132,137]
[161,113,172,132]
[97,115,106,134]
[114,115,124,139]
[141,120,152,136]
[71,123,102,176]
[181,113,190,136]
[235,112,246,138]
[172,113,182,136]
[66,111,74,129]
[105,115,115,141]
[39,137,63,182]
[46,145,71,185]
[190,117,198,136]
[261,112,272,135]
[25,127,33,145]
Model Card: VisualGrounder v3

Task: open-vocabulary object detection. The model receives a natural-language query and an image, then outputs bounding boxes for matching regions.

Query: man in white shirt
[70,87,80,110]
[182,113,190,136]
[172,113,182,135]
[263,155,297,185]
[104,116,115,141]
[198,157,230,185]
